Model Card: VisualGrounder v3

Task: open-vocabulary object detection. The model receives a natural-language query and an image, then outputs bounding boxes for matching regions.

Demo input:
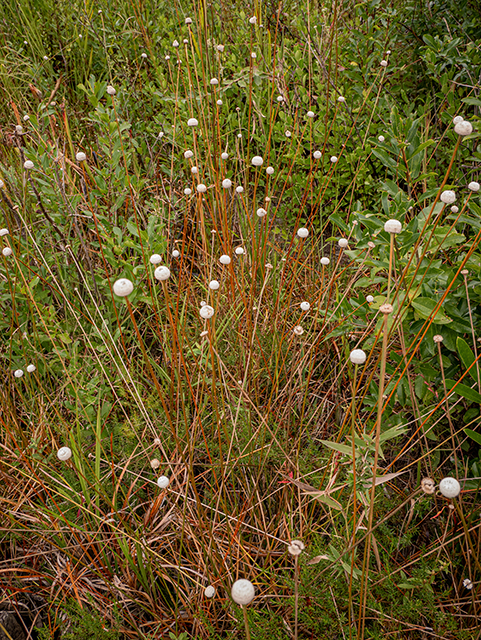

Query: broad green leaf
[320,440,355,456]
[411,297,452,324]
[456,337,478,383]
[445,379,481,404]
[465,428,481,446]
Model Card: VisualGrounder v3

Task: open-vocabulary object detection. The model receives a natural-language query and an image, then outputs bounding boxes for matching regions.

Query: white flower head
[378,135,385,142]
[293,325,304,336]
[2,247,12,257]
[350,349,366,365]
[76,152,86,162]
[113,278,134,297]
[468,181,480,192]
[184,150,193,159]
[277,95,284,103]
[236,186,244,193]
[154,266,171,281]
[219,254,231,265]
[184,187,192,195]
[57,447,72,461]
[313,150,322,159]
[330,156,338,163]
[454,120,473,136]
[149,254,162,265]
[384,219,402,234]
[306,110,315,118]
[300,301,310,311]
[251,52,256,59]
[0,180,4,189]
[14,369,24,378]
[185,17,192,24]
[463,579,473,590]
[338,238,348,248]
[288,540,305,556]
[337,96,346,103]
[320,257,330,266]
[106,85,116,95]
[172,249,180,258]
[285,130,292,137]
[157,475,170,488]
[453,115,463,125]
[439,477,461,498]
[366,295,374,303]
[217,99,223,106]
[222,178,232,189]
[440,190,456,204]
[297,227,309,239]
[217,44,225,52]
[266,166,274,175]
[257,207,267,217]
[15,125,23,134]
[231,579,255,605]
[191,166,198,174]
[249,16,257,24]
[251,155,263,167]
[172,40,179,48]
[187,117,199,127]
[451,205,459,213]
[27,364,36,373]
[141,52,148,59]
[200,304,214,319]
[380,59,388,67]
[24,160,34,170]
[204,585,216,598]
[197,184,207,193]
[209,280,220,290]
[235,247,244,255]
[221,152,229,160]
[210,77,219,85]
[0,229,8,236]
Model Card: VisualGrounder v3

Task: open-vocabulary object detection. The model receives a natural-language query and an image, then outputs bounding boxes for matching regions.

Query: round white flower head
[165,55,170,60]
[75,151,86,162]
[439,477,461,498]
[378,135,385,143]
[14,369,24,378]
[288,540,305,556]
[185,17,192,24]
[141,52,148,59]
[277,95,284,103]
[210,78,219,86]
[154,266,171,281]
[24,160,34,170]
[380,59,388,67]
[209,280,220,290]
[384,219,402,234]
[350,349,366,365]
[191,166,198,174]
[197,184,207,193]
[172,40,179,48]
[106,85,116,95]
[43,55,48,61]
[266,166,274,175]
[216,99,223,106]
[15,125,23,134]
[221,152,229,160]
[440,190,456,204]
[468,181,480,192]
[463,579,473,590]
[157,475,170,489]
[450,205,459,213]
[366,295,374,303]
[231,579,255,605]
[330,156,338,163]
[320,257,330,266]
[222,178,232,189]
[293,325,304,336]
[313,150,322,159]
[204,585,216,598]
[2,247,12,257]
[184,150,193,159]
[257,207,267,217]
[0,180,4,189]
[338,238,348,248]
[297,227,309,239]
[184,188,192,196]
[219,254,231,265]
[26,364,36,373]
[0,229,8,236]
[172,249,180,258]
[217,44,225,52]
[57,446,72,461]
[236,186,244,194]
[235,247,244,255]
[306,110,315,118]
[453,115,463,125]
[251,52,257,59]
[285,130,292,137]
[251,155,263,167]
[454,120,473,136]
[337,96,346,103]
[149,254,162,265]
[300,301,310,311]
[113,278,134,297]
[200,304,214,319]
[249,16,257,24]
[187,117,199,127]
[433,334,444,343]
[237,133,242,138]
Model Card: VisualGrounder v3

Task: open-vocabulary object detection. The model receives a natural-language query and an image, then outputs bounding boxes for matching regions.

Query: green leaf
[308,494,344,511]
[456,337,478,383]
[411,297,452,324]
[320,440,354,456]
[446,380,481,404]
[465,428,481,446]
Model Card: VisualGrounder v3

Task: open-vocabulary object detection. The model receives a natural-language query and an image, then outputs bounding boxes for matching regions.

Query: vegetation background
[0,0,480,638]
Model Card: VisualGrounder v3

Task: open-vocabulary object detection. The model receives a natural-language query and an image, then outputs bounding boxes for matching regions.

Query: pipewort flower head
[149,254,162,265]
[209,280,220,290]
[297,228,309,238]
[57,447,72,461]
[231,579,255,605]
[288,540,305,556]
[350,349,366,365]
[300,302,310,311]
[76,152,86,162]
[320,257,330,265]
[14,369,24,378]
[468,181,480,192]
[26,364,36,373]
[113,279,134,297]
[204,585,216,598]
[384,219,402,234]
[251,155,263,167]
[200,305,214,319]
[219,254,231,265]
[439,477,461,498]
[2,247,12,256]
[338,238,348,248]
[440,190,456,204]
[157,476,170,489]
[154,266,171,281]
[454,120,473,136]
[187,117,199,127]
[24,160,34,170]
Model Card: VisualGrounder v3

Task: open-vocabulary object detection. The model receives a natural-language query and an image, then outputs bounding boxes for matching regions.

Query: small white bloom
[251,52,256,59]
[257,207,267,217]
[350,349,366,365]
[165,55,170,60]
[249,16,257,24]
[454,120,473,136]
[378,135,385,142]
[320,257,330,265]
[337,96,346,103]
[285,130,292,137]
[200,304,214,319]
[384,219,402,234]
[0,229,8,236]
[217,44,225,52]
[237,133,242,138]
[210,77,219,85]
[300,301,310,311]
[330,156,338,163]
[15,125,23,134]
[453,115,463,125]
[0,179,3,189]
[236,186,244,193]
[157,475,170,488]
[76,152,86,162]
[221,152,229,160]
[380,60,388,67]
[191,166,198,174]
[209,280,220,291]
[113,278,134,297]
[306,111,315,118]
[439,477,461,498]
[222,178,232,188]
[204,585,216,598]
[219,254,231,265]
[106,85,116,95]
[338,238,348,248]
[451,205,459,213]
[154,266,171,281]
[24,160,34,170]
[252,156,263,166]
[293,325,304,336]
[57,446,72,461]
[172,40,179,48]
[27,364,36,373]
[187,117,199,127]
[172,249,180,258]
[141,52,148,59]
[23,115,30,121]
[277,95,284,103]
[149,254,162,265]
[231,579,255,605]
[43,55,48,61]
[197,184,207,193]
[184,150,194,159]
[216,99,223,106]
[14,369,24,378]
[185,17,192,24]
[366,295,374,303]
[2,247,12,256]
[235,247,244,255]
[158,132,164,138]
[184,188,192,195]
[313,150,322,159]
[468,181,480,192]
[288,540,305,556]
[297,227,309,238]
[265,196,270,202]
[440,190,456,204]
[463,579,473,590]
[266,166,274,175]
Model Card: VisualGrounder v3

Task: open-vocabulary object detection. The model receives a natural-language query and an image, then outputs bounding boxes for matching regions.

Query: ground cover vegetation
[0,0,480,638]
